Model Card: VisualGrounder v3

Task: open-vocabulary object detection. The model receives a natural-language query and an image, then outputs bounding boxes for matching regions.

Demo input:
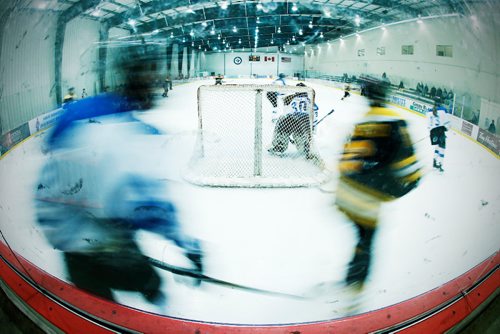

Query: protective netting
[183,84,328,187]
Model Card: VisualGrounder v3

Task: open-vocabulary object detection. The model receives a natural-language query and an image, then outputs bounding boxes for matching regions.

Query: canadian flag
[264,56,275,62]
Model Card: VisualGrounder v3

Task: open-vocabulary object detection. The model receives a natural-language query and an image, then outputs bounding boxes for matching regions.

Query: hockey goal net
[183,84,328,187]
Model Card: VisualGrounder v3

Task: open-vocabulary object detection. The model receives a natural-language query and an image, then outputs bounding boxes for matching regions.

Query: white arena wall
[200,52,304,78]
[304,3,500,105]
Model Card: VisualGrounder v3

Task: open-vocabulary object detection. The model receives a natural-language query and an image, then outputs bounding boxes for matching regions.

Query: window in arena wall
[401,44,414,55]
[436,45,453,57]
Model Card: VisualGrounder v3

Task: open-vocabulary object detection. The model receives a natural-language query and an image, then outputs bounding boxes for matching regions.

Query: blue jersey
[273,78,286,86]
[35,94,201,253]
[48,94,159,150]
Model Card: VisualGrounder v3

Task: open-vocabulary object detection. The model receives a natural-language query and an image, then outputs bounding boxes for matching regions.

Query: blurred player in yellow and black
[335,76,422,291]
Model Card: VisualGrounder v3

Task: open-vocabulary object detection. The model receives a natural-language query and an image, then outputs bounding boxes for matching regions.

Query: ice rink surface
[0,79,499,324]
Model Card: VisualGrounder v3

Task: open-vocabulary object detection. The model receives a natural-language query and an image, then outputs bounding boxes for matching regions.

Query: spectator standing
[488,120,496,134]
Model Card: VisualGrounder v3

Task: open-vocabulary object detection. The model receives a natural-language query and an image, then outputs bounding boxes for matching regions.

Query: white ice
[0,78,498,324]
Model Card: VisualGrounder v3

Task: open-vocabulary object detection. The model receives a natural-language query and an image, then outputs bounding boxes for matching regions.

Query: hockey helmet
[359,76,388,103]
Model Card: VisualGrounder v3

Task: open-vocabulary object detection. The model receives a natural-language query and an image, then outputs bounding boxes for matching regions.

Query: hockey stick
[314,108,335,128]
[414,135,430,144]
[288,108,335,145]
[146,256,306,300]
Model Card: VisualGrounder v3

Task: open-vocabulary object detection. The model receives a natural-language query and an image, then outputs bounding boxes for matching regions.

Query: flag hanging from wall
[264,56,275,62]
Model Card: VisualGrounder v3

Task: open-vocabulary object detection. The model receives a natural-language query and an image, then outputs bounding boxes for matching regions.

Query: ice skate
[268,147,285,156]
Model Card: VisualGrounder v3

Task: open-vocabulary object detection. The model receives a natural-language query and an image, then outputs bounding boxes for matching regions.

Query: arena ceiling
[22,0,488,52]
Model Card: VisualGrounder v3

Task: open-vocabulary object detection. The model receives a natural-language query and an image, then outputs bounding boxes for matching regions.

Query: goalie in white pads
[268,83,316,159]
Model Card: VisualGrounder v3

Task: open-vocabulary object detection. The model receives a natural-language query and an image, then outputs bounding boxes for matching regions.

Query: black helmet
[359,76,388,104]
[296,82,306,87]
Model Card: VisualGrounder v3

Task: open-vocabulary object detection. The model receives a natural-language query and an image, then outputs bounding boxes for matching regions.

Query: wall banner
[0,123,30,155]
[408,100,432,115]
[28,108,65,135]
[233,56,242,65]
[461,121,473,137]
[477,129,500,156]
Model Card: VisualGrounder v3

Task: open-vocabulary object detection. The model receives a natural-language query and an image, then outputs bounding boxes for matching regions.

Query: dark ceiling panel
[60,0,478,52]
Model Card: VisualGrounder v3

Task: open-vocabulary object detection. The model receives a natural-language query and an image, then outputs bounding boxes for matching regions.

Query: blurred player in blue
[34,39,203,308]
[267,73,288,120]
